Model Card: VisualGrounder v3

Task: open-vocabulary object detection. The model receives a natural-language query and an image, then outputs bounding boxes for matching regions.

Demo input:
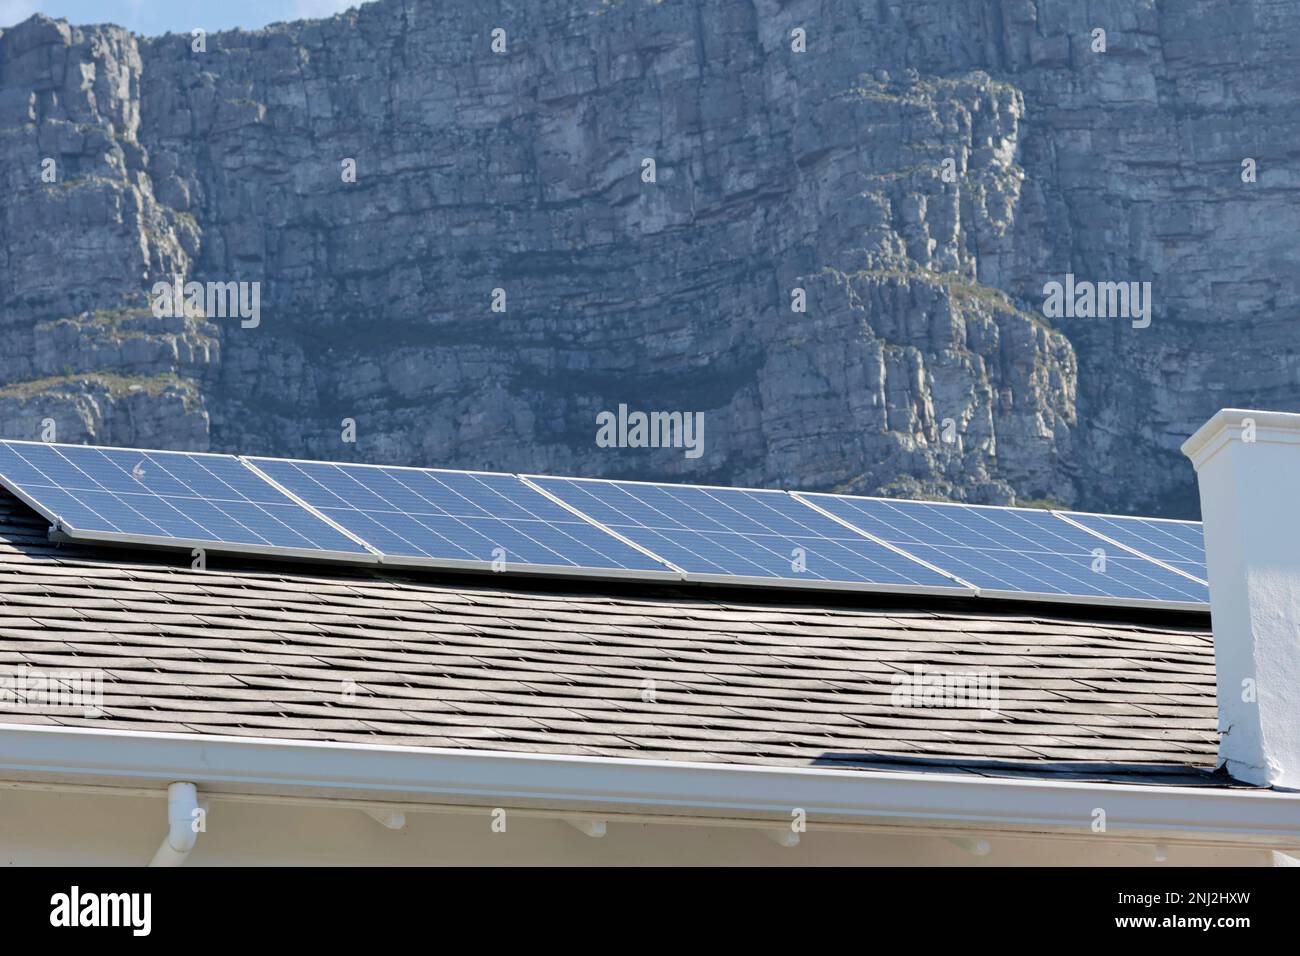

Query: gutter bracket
[566,817,607,838]
[945,836,992,856]
[765,828,800,848]
[363,808,407,830]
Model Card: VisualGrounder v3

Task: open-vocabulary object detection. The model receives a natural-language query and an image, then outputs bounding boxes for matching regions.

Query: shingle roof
[0,489,1225,785]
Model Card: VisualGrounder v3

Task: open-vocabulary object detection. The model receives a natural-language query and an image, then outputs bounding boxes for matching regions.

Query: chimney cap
[1181,407,1300,470]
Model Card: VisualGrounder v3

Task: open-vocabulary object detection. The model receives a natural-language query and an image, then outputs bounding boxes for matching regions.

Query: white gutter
[148,782,201,867]
[0,723,1297,848]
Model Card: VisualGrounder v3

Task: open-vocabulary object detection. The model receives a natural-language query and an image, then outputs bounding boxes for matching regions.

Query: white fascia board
[0,724,1298,846]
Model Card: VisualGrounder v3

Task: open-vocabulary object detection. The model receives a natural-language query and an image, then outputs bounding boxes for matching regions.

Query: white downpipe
[148,782,201,867]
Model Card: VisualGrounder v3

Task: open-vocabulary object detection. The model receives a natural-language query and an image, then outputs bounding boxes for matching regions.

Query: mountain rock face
[0,0,1294,515]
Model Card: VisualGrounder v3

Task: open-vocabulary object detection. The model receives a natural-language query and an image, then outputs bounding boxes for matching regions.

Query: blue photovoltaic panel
[248,459,671,575]
[0,438,1216,607]
[528,477,965,590]
[0,440,372,556]
[805,493,1209,605]
[1058,512,1207,583]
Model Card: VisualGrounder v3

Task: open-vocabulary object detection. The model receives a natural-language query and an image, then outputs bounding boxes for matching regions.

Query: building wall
[0,787,1270,866]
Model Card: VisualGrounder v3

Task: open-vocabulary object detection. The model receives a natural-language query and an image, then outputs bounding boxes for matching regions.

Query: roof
[0,488,1226,787]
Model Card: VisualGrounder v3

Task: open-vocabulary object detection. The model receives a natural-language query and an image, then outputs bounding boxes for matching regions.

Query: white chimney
[1182,408,1300,789]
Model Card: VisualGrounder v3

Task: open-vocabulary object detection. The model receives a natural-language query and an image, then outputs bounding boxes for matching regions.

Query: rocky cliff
[0,0,1294,516]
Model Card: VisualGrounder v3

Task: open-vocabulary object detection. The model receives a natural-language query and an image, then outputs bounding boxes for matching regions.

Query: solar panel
[1054,512,1207,583]
[0,440,374,559]
[246,458,676,579]
[527,476,970,593]
[0,439,1215,609]
[801,493,1209,607]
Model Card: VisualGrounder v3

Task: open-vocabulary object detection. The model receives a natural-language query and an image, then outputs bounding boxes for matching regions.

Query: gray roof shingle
[0,490,1224,784]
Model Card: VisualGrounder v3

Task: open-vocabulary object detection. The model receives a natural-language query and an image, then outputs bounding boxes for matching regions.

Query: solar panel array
[527,477,966,592]
[248,459,672,577]
[802,493,1209,605]
[1055,511,1208,583]
[0,439,1211,609]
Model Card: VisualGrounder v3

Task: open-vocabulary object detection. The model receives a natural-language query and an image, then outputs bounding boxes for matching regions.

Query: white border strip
[375,552,682,583]
[679,572,973,597]
[48,527,381,566]
[0,437,244,461]
[0,723,1295,846]
[974,588,1207,614]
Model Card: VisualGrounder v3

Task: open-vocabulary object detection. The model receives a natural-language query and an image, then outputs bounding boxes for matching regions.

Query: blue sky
[0,0,375,35]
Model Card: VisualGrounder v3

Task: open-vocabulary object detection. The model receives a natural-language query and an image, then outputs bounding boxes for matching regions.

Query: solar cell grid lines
[246,458,675,577]
[1055,511,1208,583]
[0,440,374,558]
[800,492,1210,607]
[527,475,970,593]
